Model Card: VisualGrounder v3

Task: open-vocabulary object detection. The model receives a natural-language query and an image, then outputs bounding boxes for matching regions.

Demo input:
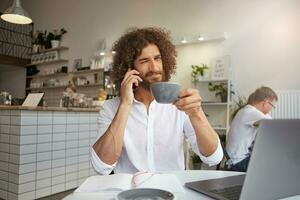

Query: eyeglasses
[267,101,276,109]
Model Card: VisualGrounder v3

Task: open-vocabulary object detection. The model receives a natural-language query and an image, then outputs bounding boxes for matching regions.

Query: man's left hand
[174,88,202,118]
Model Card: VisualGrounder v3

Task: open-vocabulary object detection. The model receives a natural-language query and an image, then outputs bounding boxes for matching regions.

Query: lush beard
[139,79,151,90]
[139,71,164,90]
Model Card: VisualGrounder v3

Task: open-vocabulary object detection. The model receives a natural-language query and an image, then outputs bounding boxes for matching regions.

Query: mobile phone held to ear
[128,67,141,91]
[132,83,138,90]
[133,77,142,90]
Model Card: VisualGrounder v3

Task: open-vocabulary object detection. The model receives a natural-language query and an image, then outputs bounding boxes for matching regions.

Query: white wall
[0,0,10,11]
[0,65,26,98]
[2,0,299,98]
[0,0,27,98]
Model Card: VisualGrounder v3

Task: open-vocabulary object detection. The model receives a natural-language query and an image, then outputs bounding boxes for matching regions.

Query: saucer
[117,188,175,200]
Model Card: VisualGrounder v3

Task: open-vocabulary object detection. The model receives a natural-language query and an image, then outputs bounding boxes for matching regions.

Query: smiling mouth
[150,74,161,78]
[146,72,162,78]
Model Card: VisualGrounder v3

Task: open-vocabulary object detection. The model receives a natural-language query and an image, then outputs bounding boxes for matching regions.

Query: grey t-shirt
[226,105,271,164]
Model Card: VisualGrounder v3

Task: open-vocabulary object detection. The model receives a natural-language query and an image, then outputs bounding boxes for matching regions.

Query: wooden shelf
[28,46,69,55]
[26,83,103,90]
[175,32,227,46]
[26,59,68,67]
[0,55,30,67]
[196,79,228,83]
[26,85,67,90]
[76,83,103,88]
[27,73,69,79]
[202,102,228,106]
[71,68,104,74]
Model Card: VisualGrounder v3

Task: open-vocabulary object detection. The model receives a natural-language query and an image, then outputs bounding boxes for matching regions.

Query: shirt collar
[133,97,157,104]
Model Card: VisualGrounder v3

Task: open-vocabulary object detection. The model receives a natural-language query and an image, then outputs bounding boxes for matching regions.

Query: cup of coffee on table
[150,82,181,104]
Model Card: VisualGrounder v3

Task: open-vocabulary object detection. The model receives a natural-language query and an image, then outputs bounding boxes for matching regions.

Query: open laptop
[185,119,300,200]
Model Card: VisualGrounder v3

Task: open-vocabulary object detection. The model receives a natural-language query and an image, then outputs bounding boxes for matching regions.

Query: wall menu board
[211,56,230,80]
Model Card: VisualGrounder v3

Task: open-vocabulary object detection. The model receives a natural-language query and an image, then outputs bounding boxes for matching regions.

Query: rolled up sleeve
[184,117,224,166]
[195,138,223,166]
[90,99,118,174]
[90,147,116,175]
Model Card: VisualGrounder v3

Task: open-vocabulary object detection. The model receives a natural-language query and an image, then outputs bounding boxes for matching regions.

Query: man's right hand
[120,69,143,106]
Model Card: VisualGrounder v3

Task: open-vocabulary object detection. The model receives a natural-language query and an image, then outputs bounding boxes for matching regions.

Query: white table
[63,170,300,200]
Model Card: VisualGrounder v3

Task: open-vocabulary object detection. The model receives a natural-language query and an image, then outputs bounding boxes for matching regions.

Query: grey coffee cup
[150,82,181,104]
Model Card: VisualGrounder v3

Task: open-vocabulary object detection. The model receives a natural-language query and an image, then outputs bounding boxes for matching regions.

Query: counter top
[0,105,101,112]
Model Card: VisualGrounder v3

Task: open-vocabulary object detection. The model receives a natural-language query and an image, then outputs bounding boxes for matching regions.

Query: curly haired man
[91,27,223,174]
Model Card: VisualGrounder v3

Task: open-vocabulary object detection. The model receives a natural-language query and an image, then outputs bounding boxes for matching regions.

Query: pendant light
[181,37,187,44]
[1,0,32,24]
[198,34,204,41]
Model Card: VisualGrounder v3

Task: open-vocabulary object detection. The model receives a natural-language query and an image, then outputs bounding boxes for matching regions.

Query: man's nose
[149,59,159,71]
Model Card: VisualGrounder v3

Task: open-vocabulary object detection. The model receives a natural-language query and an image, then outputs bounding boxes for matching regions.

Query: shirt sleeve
[183,116,223,166]
[90,147,116,175]
[241,106,270,127]
[90,99,118,175]
[194,138,223,166]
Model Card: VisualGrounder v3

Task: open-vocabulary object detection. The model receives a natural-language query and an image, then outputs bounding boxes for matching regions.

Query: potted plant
[231,95,247,121]
[46,28,67,49]
[191,153,202,170]
[31,30,47,52]
[208,82,234,102]
[191,64,209,82]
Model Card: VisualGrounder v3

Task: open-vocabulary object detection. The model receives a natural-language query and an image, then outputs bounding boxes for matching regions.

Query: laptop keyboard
[210,185,243,200]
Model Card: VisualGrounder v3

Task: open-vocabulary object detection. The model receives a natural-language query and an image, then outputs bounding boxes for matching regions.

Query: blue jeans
[231,156,250,172]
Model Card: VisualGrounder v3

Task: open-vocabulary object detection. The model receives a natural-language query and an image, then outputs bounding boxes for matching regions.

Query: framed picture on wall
[211,55,230,80]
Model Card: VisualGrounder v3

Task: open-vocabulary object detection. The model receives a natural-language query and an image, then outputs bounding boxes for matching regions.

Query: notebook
[185,119,300,200]
[22,92,44,107]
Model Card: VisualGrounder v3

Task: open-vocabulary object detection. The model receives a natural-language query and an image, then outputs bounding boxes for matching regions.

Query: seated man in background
[91,27,223,175]
[226,86,278,172]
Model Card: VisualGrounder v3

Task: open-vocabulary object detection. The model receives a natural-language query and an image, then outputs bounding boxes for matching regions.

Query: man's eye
[140,60,148,64]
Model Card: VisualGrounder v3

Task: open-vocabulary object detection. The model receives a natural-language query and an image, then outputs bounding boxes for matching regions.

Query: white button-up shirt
[91,97,223,175]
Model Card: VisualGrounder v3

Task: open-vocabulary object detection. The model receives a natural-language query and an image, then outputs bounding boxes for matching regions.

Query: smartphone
[133,83,138,90]
[129,67,139,90]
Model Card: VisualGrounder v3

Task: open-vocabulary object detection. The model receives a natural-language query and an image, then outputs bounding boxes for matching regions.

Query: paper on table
[75,174,132,192]
[75,173,185,194]
[132,173,185,193]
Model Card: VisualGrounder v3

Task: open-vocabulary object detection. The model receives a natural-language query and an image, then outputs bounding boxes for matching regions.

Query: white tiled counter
[0,106,100,200]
